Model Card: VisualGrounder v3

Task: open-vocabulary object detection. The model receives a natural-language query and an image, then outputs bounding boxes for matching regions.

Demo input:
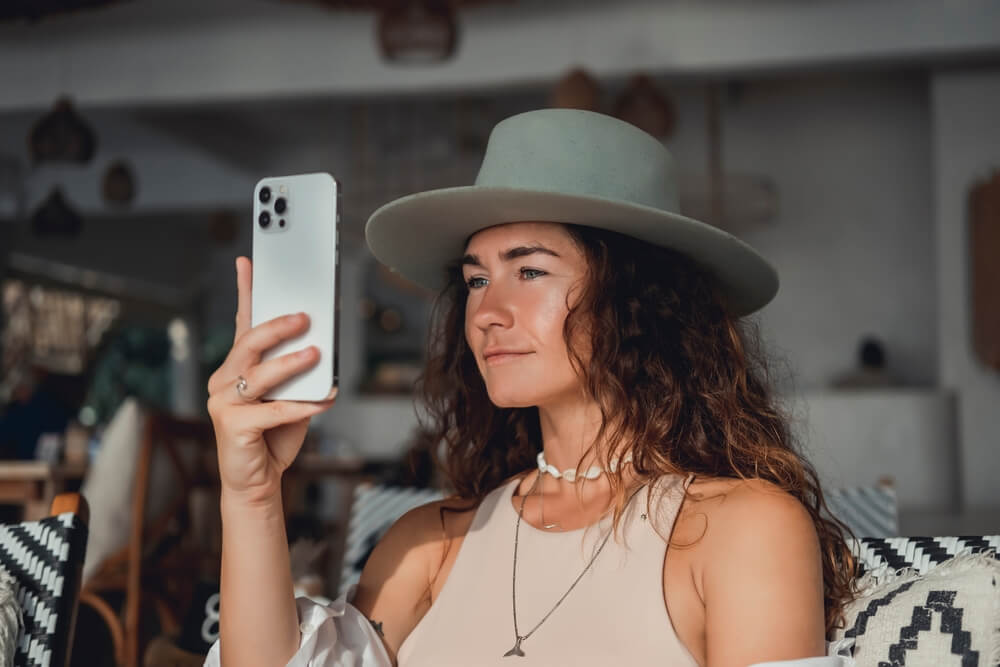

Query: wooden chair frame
[79,411,218,667]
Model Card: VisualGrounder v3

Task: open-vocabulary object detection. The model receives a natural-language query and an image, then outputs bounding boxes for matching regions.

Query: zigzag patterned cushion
[0,513,88,667]
[851,536,1000,575]
[833,537,1000,666]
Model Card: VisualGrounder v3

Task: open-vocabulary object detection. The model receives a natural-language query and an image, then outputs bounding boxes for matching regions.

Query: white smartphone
[251,172,340,401]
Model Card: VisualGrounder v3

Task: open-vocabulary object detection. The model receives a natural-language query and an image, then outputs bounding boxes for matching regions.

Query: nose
[469,281,514,332]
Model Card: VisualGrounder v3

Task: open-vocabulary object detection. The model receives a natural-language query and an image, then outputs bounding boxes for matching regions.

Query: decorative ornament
[30,188,82,238]
[613,73,676,140]
[378,1,457,63]
[28,97,96,165]
[101,159,136,205]
[969,168,1000,372]
[549,67,602,112]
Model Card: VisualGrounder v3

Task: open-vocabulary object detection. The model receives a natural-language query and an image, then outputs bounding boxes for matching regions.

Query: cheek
[464,308,479,347]
[541,301,592,370]
[530,292,573,352]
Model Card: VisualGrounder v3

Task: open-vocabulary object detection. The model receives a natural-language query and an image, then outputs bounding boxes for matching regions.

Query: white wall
[666,73,937,389]
[1,0,998,110]
[792,390,959,511]
[930,67,1000,510]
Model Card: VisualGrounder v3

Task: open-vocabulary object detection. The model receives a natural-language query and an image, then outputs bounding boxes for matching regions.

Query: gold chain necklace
[504,475,646,658]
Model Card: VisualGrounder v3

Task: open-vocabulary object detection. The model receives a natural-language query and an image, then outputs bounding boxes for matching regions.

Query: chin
[481,379,543,408]
[485,389,538,409]
[484,381,573,409]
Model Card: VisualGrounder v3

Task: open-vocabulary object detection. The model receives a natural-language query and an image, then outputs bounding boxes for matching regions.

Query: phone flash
[279,185,288,194]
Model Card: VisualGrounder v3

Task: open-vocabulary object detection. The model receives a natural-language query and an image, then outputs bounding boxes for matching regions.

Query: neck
[535,397,638,502]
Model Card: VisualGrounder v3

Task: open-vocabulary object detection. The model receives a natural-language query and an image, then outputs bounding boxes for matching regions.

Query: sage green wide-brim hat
[365,108,778,316]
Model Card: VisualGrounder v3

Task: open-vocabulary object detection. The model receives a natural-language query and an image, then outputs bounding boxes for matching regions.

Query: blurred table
[0,460,89,520]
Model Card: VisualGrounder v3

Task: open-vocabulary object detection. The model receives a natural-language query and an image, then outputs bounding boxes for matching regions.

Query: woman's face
[462,221,589,408]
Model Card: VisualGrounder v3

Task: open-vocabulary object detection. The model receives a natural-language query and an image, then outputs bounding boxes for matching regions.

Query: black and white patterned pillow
[832,547,999,666]
[851,537,1000,577]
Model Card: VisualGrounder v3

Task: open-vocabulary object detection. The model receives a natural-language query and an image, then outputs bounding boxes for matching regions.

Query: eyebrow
[461,244,561,268]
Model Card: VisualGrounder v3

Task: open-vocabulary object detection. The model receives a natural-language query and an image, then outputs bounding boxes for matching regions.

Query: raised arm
[206,256,338,666]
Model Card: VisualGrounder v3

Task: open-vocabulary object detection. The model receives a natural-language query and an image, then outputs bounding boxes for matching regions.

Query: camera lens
[274,197,287,214]
[259,187,271,204]
[258,211,271,228]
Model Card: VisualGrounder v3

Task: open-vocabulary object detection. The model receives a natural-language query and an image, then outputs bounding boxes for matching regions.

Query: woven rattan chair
[0,492,89,667]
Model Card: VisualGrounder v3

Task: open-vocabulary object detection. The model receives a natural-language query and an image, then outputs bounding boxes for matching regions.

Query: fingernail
[326,387,339,400]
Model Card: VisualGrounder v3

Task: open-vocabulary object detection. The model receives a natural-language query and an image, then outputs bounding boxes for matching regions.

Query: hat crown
[474,109,680,213]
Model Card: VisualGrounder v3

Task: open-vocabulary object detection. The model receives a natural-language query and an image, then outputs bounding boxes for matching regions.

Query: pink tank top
[397,472,699,666]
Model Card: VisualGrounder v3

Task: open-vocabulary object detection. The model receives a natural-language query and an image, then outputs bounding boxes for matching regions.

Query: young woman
[205,109,858,666]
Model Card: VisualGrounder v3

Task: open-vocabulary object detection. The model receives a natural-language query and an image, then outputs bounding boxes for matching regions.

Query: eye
[464,267,546,290]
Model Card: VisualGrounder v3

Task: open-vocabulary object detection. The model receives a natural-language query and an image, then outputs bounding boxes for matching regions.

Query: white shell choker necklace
[535,451,633,482]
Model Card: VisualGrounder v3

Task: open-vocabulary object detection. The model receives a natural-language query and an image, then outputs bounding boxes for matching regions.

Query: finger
[235,398,337,433]
[228,311,310,379]
[211,311,310,396]
[233,345,321,403]
[234,256,253,343]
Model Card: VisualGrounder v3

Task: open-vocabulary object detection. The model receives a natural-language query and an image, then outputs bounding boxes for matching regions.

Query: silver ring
[235,375,251,401]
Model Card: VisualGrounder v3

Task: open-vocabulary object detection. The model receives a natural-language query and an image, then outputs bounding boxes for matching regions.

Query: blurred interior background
[0,0,998,664]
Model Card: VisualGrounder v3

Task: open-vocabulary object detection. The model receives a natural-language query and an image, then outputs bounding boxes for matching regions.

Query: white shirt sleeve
[746,638,857,666]
[203,584,393,667]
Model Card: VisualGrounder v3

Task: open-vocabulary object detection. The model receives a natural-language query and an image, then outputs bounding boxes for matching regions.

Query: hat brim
[365,186,778,317]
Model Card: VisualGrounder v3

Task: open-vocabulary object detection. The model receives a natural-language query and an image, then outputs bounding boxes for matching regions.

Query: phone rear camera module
[274,197,287,214]
[258,211,271,228]
[259,187,272,204]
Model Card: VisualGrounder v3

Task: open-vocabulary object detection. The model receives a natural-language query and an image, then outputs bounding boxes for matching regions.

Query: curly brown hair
[414,222,860,638]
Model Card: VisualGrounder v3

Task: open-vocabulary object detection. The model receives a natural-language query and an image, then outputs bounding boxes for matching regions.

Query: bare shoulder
[670,476,825,665]
[681,476,813,524]
[705,477,815,537]
[350,495,478,664]
[673,476,820,593]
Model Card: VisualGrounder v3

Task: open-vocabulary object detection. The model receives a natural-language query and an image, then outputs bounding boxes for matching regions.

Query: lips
[483,348,533,365]
[483,348,532,359]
